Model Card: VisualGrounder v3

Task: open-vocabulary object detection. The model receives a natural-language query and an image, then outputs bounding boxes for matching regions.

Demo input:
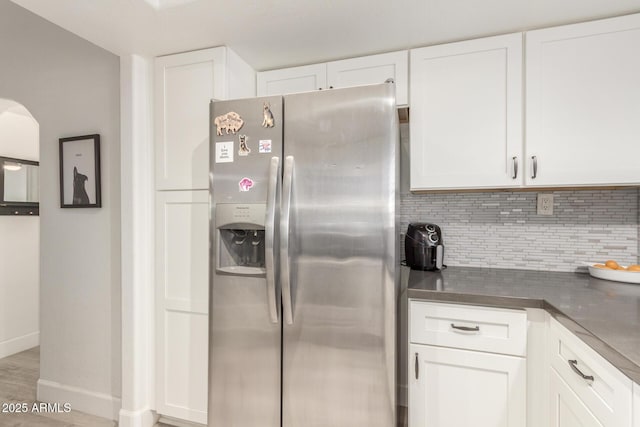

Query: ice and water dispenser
[215,203,267,275]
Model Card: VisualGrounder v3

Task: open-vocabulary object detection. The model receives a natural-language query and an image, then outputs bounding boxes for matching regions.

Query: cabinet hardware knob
[451,323,480,332]
[414,352,419,380]
[531,155,538,179]
[568,359,594,382]
[512,156,518,179]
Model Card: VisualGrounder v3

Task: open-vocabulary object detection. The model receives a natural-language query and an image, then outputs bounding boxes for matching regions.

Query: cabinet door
[549,368,603,427]
[155,48,225,190]
[409,344,526,427]
[410,33,523,190]
[526,14,640,186]
[155,190,209,423]
[327,51,408,106]
[257,63,327,96]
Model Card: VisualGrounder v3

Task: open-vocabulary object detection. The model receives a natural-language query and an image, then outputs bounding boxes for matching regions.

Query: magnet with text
[238,135,251,156]
[215,141,234,163]
[214,111,244,135]
[238,177,255,192]
[259,139,272,153]
[262,103,275,128]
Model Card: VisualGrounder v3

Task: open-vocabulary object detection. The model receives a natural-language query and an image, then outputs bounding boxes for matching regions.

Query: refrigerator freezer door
[281,84,398,427]
[209,96,283,427]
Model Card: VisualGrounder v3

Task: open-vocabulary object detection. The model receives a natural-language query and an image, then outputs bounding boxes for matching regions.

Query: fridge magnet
[238,177,254,192]
[59,134,101,208]
[214,111,244,135]
[238,135,251,156]
[259,139,272,153]
[215,141,234,163]
[262,103,275,128]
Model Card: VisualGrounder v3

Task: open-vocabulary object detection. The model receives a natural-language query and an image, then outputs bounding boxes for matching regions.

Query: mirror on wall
[0,156,39,215]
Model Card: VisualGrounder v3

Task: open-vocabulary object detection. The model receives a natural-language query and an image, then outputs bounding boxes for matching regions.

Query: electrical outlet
[537,193,554,215]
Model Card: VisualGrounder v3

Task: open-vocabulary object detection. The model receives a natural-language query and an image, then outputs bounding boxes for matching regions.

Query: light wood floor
[0,347,405,427]
[0,347,116,427]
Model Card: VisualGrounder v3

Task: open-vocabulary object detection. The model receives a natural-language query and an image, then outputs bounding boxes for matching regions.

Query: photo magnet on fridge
[216,141,234,163]
[214,111,244,135]
[238,177,254,192]
[238,135,251,156]
[259,139,272,153]
[262,102,275,128]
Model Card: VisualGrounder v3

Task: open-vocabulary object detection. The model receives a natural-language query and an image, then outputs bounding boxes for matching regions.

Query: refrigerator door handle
[281,155,294,325]
[265,156,280,324]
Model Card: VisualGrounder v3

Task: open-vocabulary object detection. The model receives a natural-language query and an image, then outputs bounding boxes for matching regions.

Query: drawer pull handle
[450,323,480,332]
[414,352,419,380]
[568,360,594,382]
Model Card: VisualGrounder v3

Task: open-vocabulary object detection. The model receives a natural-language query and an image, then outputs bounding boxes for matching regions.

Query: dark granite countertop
[405,266,640,384]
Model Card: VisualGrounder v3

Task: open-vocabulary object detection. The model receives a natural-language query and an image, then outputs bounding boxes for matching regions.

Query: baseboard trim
[158,414,206,427]
[37,378,121,420]
[0,331,39,359]
[119,407,158,427]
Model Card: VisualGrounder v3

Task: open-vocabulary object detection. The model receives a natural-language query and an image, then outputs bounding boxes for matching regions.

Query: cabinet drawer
[548,317,632,427]
[409,300,527,356]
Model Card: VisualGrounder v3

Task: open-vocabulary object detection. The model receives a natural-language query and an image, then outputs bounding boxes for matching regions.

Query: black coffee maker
[405,223,444,271]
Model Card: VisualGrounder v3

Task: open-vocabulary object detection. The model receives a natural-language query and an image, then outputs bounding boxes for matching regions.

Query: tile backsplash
[400,189,640,272]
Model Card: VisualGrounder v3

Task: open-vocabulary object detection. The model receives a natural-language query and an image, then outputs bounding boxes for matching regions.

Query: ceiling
[10,0,640,71]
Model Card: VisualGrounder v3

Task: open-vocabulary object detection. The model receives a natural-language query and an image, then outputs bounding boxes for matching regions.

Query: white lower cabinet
[409,344,526,427]
[408,301,640,427]
[408,301,527,427]
[548,317,633,427]
[155,190,210,423]
[549,367,603,427]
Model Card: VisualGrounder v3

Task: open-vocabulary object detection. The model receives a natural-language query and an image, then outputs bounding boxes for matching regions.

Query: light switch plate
[537,194,554,215]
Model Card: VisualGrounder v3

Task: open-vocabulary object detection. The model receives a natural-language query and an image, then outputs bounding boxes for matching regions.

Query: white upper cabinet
[155,47,255,190]
[526,14,640,187]
[410,33,523,191]
[257,50,408,105]
[257,63,327,96]
[327,51,408,105]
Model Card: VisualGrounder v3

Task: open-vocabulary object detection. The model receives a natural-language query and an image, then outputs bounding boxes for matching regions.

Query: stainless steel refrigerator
[208,83,398,427]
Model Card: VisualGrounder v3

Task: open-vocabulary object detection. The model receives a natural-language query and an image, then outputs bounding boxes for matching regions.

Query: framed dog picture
[59,134,101,208]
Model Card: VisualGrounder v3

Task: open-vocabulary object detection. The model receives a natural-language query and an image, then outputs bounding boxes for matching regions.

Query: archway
[0,98,40,400]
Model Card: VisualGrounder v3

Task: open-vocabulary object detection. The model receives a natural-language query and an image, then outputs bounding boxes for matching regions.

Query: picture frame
[59,134,101,208]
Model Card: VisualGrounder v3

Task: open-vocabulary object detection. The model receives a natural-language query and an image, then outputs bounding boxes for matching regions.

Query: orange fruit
[627,265,640,272]
[593,264,606,269]
[605,260,620,270]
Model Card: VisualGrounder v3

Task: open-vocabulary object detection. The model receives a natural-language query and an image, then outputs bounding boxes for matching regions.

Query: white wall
[0,108,39,160]
[0,218,39,358]
[0,0,121,420]
[0,102,40,359]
